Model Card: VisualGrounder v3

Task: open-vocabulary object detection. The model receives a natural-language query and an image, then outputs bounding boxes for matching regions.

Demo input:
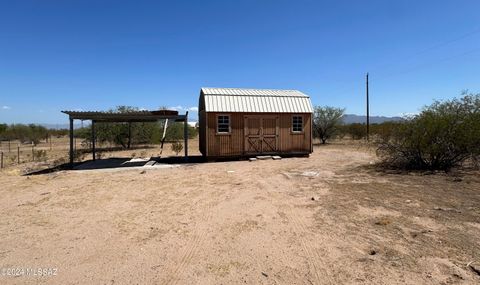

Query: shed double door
[244,116,279,154]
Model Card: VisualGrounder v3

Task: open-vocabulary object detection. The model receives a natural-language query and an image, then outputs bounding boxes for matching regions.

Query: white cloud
[168,105,183,111]
[168,105,198,113]
[399,112,418,118]
[1,106,11,110]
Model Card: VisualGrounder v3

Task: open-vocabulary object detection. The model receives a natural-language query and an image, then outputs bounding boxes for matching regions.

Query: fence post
[17,145,20,164]
[32,144,34,162]
[50,135,52,150]
[1,151,3,169]
[8,140,11,152]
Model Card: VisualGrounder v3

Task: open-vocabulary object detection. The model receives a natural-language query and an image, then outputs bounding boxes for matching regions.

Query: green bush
[377,92,480,170]
[0,124,48,144]
[74,106,198,149]
[346,123,367,140]
[370,122,403,141]
[313,106,345,144]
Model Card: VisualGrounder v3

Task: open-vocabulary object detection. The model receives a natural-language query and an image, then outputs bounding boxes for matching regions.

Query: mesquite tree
[313,106,345,144]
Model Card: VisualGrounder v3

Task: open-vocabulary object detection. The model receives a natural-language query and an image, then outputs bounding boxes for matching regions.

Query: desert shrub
[0,124,48,144]
[377,92,480,170]
[313,106,345,144]
[9,155,17,163]
[370,121,403,141]
[49,129,69,137]
[346,123,367,140]
[0,124,7,135]
[76,106,197,149]
[171,141,183,155]
[339,122,402,141]
[53,156,67,166]
[34,150,48,162]
[72,150,88,162]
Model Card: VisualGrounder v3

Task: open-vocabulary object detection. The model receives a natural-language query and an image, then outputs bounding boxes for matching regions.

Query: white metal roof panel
[201,87,313,113]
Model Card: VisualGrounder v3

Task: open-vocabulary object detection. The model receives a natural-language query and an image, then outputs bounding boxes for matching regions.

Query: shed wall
[199,110,207,155]
[204,112,312,157]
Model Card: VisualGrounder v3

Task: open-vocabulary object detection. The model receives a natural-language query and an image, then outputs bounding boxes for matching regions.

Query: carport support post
[91,120,96,161]
[69,117,74,166]
[184,112,188,160]
[127,122,131,149]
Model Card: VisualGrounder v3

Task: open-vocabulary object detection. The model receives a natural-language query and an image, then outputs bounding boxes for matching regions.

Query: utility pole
[366,72,370,142]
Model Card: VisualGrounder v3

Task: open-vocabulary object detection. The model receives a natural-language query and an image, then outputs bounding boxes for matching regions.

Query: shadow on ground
[25,154,308,175]
[25,155,207,175]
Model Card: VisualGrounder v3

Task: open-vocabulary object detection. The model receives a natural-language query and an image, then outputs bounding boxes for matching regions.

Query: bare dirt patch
[0,141,479,284]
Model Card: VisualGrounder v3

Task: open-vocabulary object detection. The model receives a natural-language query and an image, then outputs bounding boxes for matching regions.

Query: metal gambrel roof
[201,87,313,113]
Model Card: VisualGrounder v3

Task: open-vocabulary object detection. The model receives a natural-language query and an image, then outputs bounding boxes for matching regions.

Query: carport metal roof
[61,110,186,122]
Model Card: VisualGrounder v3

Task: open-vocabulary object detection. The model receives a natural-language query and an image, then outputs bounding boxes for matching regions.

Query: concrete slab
[256,155,272,160]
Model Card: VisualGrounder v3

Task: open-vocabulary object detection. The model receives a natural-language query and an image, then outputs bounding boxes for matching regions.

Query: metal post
[69,117,74,166]
[184,112,189,160]
[17,145,20,163]
[1,152,3,169]
[128,122,131,149]
[8,140,11,152]
[91,120,96,161]
[32,144,34,162]
[366,72,370,142]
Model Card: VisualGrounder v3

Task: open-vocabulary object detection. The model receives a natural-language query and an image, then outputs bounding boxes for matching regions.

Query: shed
[198,87,314,158]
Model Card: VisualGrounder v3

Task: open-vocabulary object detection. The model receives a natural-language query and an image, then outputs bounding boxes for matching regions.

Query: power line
[379,46,480,79]
[369,27,480,75]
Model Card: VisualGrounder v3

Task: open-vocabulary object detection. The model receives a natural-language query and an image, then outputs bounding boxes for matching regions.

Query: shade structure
[61,110,189,166]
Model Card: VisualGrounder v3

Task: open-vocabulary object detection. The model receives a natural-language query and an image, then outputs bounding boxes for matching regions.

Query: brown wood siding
[204,112,312,157]
[198,110,207,155]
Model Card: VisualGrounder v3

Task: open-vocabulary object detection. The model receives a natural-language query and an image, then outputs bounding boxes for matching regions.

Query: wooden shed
[198,87,314,158]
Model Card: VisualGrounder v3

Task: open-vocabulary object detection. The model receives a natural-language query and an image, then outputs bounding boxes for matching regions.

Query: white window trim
[216,114,231,135]
[291,115,304,134]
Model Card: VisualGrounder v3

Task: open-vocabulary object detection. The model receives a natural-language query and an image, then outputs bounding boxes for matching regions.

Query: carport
[61,110,188,166]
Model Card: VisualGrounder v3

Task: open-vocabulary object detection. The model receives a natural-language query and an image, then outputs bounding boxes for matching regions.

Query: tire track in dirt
[258,175,334,284]
[286,206,333,284]
[162,196,216,285]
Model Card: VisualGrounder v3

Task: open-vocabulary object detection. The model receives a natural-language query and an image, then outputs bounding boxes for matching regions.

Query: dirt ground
[0,140,479,284]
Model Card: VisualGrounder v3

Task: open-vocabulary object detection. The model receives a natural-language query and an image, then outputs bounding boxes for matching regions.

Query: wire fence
[0,136,77,169]
[0,135,183,169]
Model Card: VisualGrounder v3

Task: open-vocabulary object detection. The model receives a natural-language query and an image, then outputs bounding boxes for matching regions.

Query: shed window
[292,115,303,132]
[217,115,230,133]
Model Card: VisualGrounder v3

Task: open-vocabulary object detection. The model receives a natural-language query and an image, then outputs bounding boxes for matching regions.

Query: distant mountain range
[341,114,404,124]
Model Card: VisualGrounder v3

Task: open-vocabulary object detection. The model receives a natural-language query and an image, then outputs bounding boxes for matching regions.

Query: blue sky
[1,0,479,124]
